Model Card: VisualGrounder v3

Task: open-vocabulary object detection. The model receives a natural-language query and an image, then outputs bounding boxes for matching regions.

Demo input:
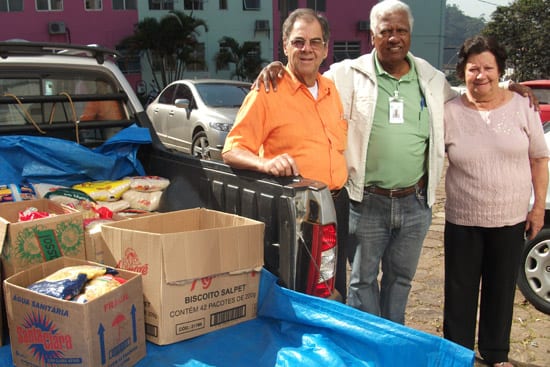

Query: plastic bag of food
[122,190,163,211]
[73,274,126,303]
[128,176,170,192]
[27,265,118,300]
[95,199,131,213]
[18,206,52,221]
[73,179,131,202]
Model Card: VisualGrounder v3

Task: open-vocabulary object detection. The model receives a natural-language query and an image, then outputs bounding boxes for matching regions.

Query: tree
[118,11,208,90]
[444,5,485,85]
[214,37,267,82]
[483,0,549,81]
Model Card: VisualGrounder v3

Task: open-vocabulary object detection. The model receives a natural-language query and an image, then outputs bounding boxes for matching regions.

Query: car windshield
[195,83,249,107]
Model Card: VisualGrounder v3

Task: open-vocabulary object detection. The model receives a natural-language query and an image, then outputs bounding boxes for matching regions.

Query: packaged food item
[32,183,68,199]
[73,274,126,303]
[95,199,131,213]
[44,187,96,206]
[73,179,131,202]
[27,265,118,300]
[18,206,52,221]
[122,190,163,211]
[129,176,170,192]
[0,183,37,202]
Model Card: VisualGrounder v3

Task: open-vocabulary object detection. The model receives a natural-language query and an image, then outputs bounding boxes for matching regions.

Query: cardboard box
[4,257,146,367]
[0,199,86,278]
[84,213,153,264]
[101,208,264,345]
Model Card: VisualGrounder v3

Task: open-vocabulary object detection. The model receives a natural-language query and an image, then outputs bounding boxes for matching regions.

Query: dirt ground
[404,168,549,367]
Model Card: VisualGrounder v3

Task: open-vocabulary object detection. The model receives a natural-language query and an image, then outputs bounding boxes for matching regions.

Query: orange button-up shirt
[223,69,348,190]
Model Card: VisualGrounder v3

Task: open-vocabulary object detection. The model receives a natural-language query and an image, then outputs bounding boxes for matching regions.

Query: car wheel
[517,228,550,315]
[191,131,211,160]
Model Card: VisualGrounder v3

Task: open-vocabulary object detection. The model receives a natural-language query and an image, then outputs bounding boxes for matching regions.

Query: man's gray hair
[370,0,414,33]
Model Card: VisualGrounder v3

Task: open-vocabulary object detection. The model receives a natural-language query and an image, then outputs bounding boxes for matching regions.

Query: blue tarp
[0,270,474,366]
[0,124,150,186]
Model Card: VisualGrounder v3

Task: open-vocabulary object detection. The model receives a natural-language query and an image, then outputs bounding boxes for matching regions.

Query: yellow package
[73,274,126,303]
[73,179,131,202]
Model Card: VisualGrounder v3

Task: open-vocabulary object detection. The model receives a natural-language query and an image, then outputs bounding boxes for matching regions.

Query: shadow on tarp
[0,269,473,366]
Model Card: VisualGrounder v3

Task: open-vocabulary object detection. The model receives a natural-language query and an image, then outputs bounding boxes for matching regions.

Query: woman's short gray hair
[370,0,414,33]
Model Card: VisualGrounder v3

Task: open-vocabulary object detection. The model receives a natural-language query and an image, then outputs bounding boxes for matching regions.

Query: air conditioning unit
[255,20,270,31]
[48,21,66,35]
[358,20,370,31]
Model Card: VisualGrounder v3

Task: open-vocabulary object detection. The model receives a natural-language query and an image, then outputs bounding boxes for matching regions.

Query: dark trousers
[443,221,525,364]
[332,188,350,302]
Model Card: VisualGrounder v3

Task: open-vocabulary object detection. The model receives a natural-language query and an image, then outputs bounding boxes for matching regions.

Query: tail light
[306,223,337,298]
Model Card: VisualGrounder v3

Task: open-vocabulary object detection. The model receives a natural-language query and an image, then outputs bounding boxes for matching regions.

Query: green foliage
[118,10,208,90]
[444,4,486,85]
[483,0,549,81]
[214,36,267,82]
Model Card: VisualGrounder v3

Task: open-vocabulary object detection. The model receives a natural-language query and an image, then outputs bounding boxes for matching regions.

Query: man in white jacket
[325,0,450,324]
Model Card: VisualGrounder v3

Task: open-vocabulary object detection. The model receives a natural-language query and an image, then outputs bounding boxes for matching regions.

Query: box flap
[162,216,264,282]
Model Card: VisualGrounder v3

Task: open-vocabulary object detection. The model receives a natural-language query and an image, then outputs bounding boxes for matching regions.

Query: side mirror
[175,98,190,109]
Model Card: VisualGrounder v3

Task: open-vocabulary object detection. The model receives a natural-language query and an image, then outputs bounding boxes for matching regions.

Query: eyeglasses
[288,38,326,50]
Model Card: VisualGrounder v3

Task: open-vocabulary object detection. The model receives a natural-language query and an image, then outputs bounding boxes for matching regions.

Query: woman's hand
[526,207,545,240]
[251,61,286,92]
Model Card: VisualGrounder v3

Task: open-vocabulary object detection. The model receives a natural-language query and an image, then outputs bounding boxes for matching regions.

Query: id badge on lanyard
[389,90,404,124]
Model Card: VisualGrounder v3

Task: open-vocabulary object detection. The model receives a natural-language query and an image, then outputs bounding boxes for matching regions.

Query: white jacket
[324,52,457,206]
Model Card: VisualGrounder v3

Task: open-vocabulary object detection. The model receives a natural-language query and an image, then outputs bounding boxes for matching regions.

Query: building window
[36,0,63,11]
[279,0,297,12]
[184,0,203,10]
[85,0,102,10]
[0,0,23,11]
[306,0,325,12]
[219,0,227,10]
[243,0,259,11]
[113,0,135,9]
[186,43,206,72]
[148,0,173,10]
[333,41,361,62]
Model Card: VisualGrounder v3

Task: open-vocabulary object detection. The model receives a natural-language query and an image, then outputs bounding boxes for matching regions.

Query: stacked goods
[0,199,86,278]
[27,264,125,303]
[4,257,146,367]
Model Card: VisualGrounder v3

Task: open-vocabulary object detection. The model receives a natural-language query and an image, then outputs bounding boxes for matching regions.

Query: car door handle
[169,111,175,116]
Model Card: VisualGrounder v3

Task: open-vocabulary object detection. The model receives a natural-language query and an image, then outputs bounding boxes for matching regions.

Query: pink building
[273,1,377,73]
[1,0,139,85]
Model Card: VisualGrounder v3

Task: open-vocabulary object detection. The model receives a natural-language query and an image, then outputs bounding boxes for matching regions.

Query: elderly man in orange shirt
[222,8,349,301]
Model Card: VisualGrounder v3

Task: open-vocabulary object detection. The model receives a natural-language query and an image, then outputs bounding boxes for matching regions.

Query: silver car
[146,79,251,160]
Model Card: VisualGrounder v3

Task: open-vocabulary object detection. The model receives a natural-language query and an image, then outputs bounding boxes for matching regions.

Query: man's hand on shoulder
[251,61,286,92]
[508,81,540,111]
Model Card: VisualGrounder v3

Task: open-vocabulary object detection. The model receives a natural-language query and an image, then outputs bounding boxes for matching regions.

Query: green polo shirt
[365,52,430,189]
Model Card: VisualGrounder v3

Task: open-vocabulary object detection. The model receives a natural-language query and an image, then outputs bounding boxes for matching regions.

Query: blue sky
[446,0,512,19]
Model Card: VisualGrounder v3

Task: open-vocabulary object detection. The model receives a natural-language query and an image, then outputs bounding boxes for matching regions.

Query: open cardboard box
[101,208,264,345]
[0,199,85,278]
[3,256,146,367]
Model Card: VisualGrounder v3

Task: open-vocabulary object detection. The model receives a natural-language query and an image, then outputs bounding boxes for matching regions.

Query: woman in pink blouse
[443,35,549,367]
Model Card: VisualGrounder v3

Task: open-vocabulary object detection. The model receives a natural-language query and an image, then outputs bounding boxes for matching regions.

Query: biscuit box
[3,256,146,367]
[84,213,154,264]
[100,208,264,345]
[0,199,86,278]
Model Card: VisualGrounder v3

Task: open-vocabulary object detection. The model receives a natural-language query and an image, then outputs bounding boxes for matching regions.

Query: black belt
[365,176,426,198]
